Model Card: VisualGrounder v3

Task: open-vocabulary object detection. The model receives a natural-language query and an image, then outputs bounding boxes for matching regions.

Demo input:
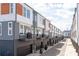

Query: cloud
[25,2,76,31]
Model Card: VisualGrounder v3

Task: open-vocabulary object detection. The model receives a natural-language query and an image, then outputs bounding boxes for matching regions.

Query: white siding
[77,4,79,45]
[71,5,78,43]
[45,19,50,31]
[17,4,33,28]
[17,15,32,27]
[0,14,16,21]
[37,14,44,29]
[0,4,16,22]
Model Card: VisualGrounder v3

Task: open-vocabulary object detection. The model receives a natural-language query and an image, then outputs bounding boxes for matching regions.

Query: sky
[25,0,77,31]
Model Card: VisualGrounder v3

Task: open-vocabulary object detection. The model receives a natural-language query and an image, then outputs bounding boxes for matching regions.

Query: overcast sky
[25,0,77,31]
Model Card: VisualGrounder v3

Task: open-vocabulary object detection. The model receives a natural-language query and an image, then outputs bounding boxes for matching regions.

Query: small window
[9,22,12,28]
[9,30,12,35]
[8,22,13,35]
[24,7,26,17]
[27,9,30,19]
[0,23,2,36]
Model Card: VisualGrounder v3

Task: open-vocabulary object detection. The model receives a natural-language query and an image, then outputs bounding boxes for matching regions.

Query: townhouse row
[71,3,79,55]
[0,3,64,56]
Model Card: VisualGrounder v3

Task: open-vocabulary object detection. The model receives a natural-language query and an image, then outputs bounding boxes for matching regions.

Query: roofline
[24,3,62,32]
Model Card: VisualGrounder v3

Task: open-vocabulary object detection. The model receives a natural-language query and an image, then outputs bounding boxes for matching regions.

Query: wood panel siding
[1,3,9,14]
[16,3,23,16]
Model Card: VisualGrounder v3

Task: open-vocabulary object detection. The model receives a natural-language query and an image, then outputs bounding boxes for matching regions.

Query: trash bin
[39,42,44,54]
[40,48,43,54]
[44,45,48,50]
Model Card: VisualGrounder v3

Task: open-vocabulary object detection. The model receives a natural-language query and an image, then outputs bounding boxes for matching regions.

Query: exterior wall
[36,14,45,34]
[0,21,15,40]
[16,4,33,28]
[0,21,15,56]
[37,14,44,29]
[52,25,55,37]
[71,8,78,43]
[0,3,16,21]
[77,4,79,46]
[0,40,14,56]
[0,3,33,56]
[33,10,37,35]
[0,3,63,56]
[49,24,53,38]
[44,19,50,36]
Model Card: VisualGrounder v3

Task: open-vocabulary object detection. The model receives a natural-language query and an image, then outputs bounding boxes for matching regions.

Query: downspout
[77,4,79,55]
[14,3,17,56]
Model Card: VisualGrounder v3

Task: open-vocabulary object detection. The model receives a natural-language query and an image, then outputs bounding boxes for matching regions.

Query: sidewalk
[65,38,78,56]
[27,46,53,56]
[27,40,64,56]
[27,38,78,56]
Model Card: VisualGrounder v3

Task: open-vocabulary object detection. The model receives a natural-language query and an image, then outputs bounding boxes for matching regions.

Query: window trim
[0,23,2,36]
[10,3,13,13]
[8,22,13,35]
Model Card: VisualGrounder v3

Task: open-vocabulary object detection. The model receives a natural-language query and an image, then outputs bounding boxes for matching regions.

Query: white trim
[8,22,13,35]
[10,3,13,13]
[19,24,25,34]
[0,23,2,36]
[0,3,1,15]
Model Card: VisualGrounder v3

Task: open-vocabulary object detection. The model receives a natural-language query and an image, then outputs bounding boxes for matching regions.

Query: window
[24,7,26,17]
[1,3,10,14]
[0,23,2,36]
[8,22,13,35]
[27,9,30,19]
[19,25,24,34]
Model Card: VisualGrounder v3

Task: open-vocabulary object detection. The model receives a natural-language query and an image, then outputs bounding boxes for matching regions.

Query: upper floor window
[0,23,2,36]
[1,3,10,14]
[16,3,23,16]
[27,9,30,19]
[1,3,14,14]
[23,7,27,17]
[8,22,13,35]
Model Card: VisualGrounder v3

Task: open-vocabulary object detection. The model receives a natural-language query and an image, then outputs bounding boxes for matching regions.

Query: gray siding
[0,21,16,56]
[14,22,19,40]
[0,40,14,56]
[33,10,37,34]
[0,21,20,40]
[0,21,15,40]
